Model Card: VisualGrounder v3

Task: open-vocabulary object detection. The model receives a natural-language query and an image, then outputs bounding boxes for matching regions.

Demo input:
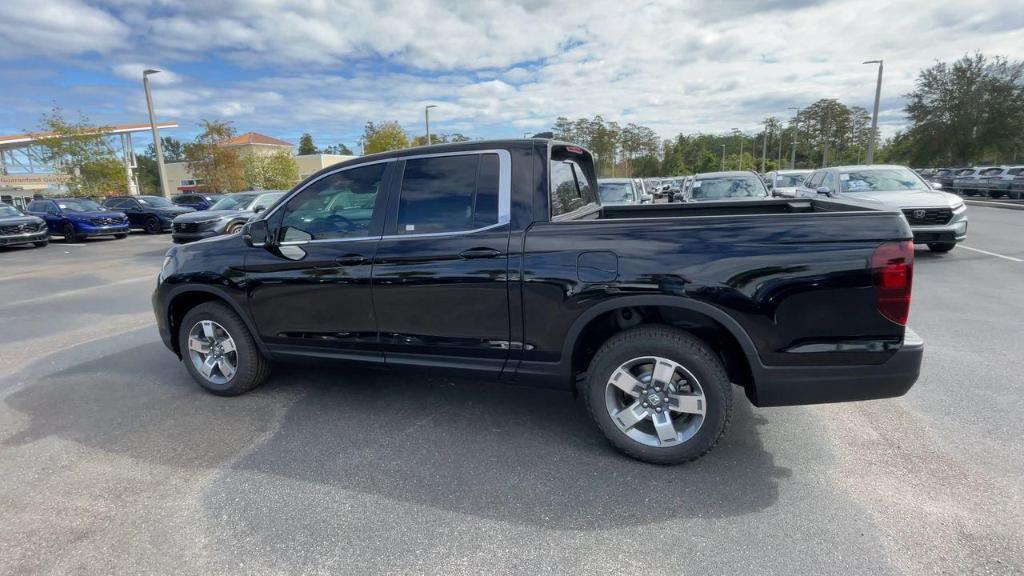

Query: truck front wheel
[179,302,270,396]
[582,325,733,465]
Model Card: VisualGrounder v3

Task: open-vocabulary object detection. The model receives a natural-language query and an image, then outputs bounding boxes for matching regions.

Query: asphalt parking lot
[1,207,1022,575]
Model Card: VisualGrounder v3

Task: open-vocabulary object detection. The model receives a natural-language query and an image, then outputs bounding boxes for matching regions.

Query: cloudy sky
[0,0,1021,151]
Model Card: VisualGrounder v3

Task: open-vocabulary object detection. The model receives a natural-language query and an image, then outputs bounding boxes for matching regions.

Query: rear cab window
[549,144,598,220]
[395,153,501,235]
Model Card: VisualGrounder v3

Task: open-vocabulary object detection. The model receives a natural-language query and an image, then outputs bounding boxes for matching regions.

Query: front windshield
[840,168,930,193]
[598,182,635,204]
[775,173,808,187]
[0,204,22,217]
[137,196,175,208]
[691,176,768,201]
[58,199,103,212]
[209,194,259,211]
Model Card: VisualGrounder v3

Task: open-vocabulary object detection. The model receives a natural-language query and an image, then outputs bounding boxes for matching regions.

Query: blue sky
[1,0,1021,152]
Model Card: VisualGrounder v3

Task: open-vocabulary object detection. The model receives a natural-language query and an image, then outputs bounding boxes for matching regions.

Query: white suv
[798,165,968,253]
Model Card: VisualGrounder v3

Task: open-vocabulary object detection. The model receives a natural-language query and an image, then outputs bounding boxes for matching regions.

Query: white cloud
[0,0,127,57]
[1,0,1022,143]
[111,63,182,85]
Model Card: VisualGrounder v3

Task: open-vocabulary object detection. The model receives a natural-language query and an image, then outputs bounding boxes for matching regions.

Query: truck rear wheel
[179,302,270,396]
[582,325,733,465]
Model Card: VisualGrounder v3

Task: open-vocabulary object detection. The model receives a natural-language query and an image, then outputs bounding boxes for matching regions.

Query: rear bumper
[749,328,924,407]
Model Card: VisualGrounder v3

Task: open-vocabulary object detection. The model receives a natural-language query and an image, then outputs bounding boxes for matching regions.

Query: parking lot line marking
[958,245,1023,263]
[1,274,154,307]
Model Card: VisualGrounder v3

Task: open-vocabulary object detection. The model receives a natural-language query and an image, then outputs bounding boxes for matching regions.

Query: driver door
[245,160,394,359]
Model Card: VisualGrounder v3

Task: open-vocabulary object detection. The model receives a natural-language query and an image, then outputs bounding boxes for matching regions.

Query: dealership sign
[0,174,71,186]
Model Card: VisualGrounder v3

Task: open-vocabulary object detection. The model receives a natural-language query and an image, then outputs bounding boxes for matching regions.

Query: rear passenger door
[371,150,511,374]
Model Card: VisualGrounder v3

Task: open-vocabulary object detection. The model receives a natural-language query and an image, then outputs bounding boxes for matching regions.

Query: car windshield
[0,204,22,217]
[839,168,930,193]
[598,182,635,204]
[691,176,767,200]
[775,173,807,187]
[58,199,103,212]
[138,196,175,208]
[209,194,258,211]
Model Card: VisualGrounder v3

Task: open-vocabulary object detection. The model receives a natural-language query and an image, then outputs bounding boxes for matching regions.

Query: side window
[550,160,589,217]
[252,194,280,211]
[1007,168,1022,176]
[396,154,498,235]
[279,163,386,242]
[822,172,836,192]
[106,198,125,209]
[805,172,823,188]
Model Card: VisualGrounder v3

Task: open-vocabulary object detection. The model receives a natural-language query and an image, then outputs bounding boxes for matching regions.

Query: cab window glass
[279,165,385,242]
[396,154,498,235]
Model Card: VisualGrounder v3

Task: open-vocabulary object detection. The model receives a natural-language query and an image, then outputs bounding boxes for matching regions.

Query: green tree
[321,143,354,155]
[185,120,247,192]
[34,107,127,196]
[902,53,1024,165]
[298,132,317,155]
[243,149,300,190]
[362,121,409,154]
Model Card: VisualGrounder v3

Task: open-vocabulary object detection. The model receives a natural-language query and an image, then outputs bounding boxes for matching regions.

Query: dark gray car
[0,202,49,248]
[171,191,285,244]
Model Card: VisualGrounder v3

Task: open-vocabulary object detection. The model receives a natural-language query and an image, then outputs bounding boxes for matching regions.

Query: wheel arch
[562,295,761,394]
[165,285,268,358]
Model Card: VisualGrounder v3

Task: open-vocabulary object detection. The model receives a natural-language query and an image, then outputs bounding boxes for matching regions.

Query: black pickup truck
[153,139,922,464]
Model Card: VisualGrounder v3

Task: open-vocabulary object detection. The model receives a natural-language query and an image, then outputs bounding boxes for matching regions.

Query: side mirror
[931,181,943,189]
[253,205,267,213]
[243,220,269,247]
[815,186,832,197]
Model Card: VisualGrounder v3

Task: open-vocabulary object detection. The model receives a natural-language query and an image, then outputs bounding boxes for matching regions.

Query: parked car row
[917,166,1024,199]
[1,191,285,250]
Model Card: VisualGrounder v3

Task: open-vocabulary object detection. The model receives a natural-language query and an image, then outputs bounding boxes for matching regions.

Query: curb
[963,199,1024,211]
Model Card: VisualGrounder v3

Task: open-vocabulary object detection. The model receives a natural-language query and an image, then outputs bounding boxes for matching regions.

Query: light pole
[143,69,168,199]
[424,104,437,146]
[720,145,726,171]
[761,120,768,173]
[864,59,883,164]
[787,107,801,169]
[731,129,744,170]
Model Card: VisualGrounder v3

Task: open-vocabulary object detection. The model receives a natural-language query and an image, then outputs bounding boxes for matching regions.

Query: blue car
[172,193,224,211]
[26,197,130,242]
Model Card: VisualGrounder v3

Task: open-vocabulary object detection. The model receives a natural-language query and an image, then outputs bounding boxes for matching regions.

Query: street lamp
[720,144,726,171]
[142,69,168,199]
[424,104,438,146]
[863,59,884,164]
[732,129,743,170]
[787,107,801,169]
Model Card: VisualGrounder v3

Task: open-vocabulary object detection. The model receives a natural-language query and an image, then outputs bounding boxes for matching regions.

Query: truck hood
[173,209,250,223]
[840,189,962,209]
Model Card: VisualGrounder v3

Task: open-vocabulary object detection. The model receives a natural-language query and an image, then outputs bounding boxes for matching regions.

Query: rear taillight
[872,241,914,325]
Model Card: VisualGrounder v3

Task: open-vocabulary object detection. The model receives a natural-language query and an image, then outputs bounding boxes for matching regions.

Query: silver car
[171,191,285,244]
[598,178,651,205]
[765,169,812,198]
[798,164,967,252]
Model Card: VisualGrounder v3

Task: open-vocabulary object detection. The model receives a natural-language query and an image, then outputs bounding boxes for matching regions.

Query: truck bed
[596,197,878,219]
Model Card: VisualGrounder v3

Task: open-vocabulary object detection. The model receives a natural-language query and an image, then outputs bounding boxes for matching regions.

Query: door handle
[459,248,502,259]
[335,254,368,266]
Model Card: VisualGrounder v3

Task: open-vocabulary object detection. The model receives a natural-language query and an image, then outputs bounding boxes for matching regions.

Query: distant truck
[154,139,923,464]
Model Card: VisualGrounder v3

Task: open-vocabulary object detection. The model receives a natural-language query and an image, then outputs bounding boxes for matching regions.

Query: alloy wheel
[604,356,706,448]
[187,320,238,385]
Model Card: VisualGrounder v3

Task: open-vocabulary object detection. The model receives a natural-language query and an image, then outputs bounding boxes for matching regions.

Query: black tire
[114,233,128,239]
[33,240,48,247]
[144,216,162,234]
[62,222,79,243]
[178,302,270,396]
[928,242,956,253]
[582,325,733,465]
